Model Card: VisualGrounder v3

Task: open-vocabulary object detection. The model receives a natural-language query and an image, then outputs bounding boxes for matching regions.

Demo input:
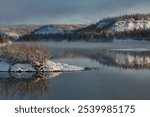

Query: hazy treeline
[20,29,150,41]
[0,24,42,36]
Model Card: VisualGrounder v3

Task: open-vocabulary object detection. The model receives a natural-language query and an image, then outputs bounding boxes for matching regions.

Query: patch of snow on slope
[111,20,150,32]
[39,60,84,72]
[97,22,109,29]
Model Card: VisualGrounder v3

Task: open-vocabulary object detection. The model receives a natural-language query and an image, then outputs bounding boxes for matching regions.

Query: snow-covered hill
[96,20,150,32]
[111,20,150,32]
[34,24,87,35]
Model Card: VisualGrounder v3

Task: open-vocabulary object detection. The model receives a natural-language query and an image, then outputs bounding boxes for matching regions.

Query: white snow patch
[39,60,84,72]
[110,20,150,32]
[11,64,36,72]
[97,22,109,29]
[0,60,84,72]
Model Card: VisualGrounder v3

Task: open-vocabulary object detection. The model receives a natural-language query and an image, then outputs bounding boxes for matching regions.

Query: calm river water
[1,39,150,100]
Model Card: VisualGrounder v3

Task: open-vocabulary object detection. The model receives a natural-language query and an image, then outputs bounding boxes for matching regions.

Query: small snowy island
[0,60,84,72]
[0,43,85,72]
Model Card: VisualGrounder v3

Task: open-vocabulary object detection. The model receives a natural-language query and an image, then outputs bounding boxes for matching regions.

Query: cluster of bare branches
[0,43,49,68]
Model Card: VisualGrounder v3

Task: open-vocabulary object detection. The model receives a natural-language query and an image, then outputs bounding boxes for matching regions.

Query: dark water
[1,39,150,100]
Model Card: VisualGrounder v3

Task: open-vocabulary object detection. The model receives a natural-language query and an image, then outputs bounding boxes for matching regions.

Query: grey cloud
[0,0,149,24]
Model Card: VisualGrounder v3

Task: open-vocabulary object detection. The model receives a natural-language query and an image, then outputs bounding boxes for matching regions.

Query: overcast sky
[0,0,150,24]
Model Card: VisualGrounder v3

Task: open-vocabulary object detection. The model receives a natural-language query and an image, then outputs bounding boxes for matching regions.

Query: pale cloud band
[0,0,149,24]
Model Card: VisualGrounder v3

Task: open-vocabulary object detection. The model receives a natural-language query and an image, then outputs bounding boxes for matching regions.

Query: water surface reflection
[1,41,150,99]
[0,72,60,99]
[53,49,150,69]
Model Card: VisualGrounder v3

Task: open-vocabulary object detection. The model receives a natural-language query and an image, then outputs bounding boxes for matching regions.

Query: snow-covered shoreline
[0,60,85,72]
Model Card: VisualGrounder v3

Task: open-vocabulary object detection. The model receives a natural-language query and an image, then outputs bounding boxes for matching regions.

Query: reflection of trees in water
[0,72,60,99]
[54,49,150,69]
[94,50,150,69]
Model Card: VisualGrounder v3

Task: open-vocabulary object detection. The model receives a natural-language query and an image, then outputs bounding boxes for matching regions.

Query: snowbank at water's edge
[0,60,85,72]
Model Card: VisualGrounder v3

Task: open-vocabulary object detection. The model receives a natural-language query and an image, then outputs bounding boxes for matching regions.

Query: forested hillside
[1,14,150,41]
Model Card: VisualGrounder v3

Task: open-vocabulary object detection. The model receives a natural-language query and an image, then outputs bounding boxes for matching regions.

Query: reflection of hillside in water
[54,49,150,69]
[94,50,150,69]
[0,72,60,99]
